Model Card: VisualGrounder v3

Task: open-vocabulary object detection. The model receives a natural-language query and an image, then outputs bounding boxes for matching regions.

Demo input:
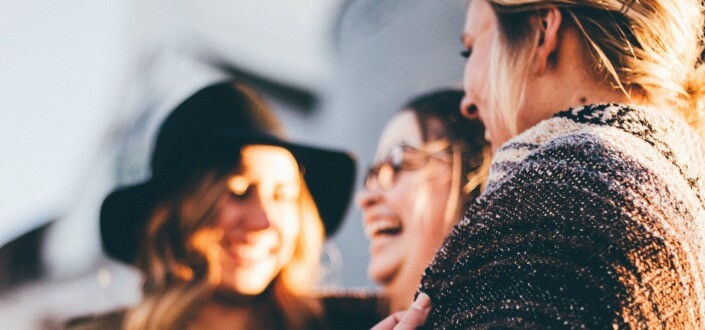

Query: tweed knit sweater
[420,104,705,329]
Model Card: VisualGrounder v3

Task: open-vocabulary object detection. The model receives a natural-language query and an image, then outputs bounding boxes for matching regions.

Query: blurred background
[0,0,467,327]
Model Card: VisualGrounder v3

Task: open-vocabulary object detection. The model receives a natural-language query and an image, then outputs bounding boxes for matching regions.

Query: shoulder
[421,133,705,328]
[500,104,705,201]
[486,116,637,192]
[487,130,638,202]
[492,125,700,215]
[319,290,386,330]
[460,129,682,237]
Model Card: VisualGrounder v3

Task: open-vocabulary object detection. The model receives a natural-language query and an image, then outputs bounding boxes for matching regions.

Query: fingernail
[411,292,431,310]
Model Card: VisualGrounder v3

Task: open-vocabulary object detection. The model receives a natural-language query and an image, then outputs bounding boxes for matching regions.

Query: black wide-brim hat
[100,81,356,264]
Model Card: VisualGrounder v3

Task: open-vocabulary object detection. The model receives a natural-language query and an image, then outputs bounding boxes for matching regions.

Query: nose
[460,95,479,119]
[242,190,272,232]
[355,187,382,212]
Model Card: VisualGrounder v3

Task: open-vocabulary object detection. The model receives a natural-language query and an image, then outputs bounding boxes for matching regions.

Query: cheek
[406,172,453,232]
[463,52,491,99]
[462,62,481,103]
[386,175,423,216]
[405,173,454,261]
[280,220,300,251]
[272,206,301,258]
[423,176,453,229]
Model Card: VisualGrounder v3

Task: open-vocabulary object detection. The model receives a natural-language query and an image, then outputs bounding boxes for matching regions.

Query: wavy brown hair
[124,164,325,329]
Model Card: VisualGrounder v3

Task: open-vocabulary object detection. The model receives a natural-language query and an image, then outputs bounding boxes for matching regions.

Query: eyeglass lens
[364,143,449,190]
[365,161,396,190]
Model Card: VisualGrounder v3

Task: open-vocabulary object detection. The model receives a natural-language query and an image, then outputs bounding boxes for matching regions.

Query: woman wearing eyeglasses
[356,89,491,313]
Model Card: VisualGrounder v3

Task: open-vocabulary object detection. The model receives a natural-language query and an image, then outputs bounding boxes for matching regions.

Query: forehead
[240,144,299,180]
[463,0,496,42]
[375,111,422,160]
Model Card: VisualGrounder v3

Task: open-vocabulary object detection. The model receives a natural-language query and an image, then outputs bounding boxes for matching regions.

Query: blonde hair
[443,141,492,226]
[483,0,705,137]
[124,165,325,329]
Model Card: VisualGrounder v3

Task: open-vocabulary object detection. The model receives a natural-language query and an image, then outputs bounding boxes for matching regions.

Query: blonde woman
[357,90,490,313]
[377,0,705,328]
[70,82,382,329]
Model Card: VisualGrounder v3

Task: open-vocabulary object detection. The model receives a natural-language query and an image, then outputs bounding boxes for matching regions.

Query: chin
[367,265,384,285]
[224,277,270,295]
[368,258,398,286]
[219,265,277,296]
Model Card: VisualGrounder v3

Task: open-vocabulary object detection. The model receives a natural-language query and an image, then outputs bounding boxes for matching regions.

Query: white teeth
[230,245,270,260]
[364,218,403,237]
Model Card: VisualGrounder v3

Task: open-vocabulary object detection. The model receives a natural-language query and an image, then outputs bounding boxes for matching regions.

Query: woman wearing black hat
[68,82,383,329]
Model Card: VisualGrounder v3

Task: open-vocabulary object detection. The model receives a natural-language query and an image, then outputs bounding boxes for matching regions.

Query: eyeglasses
[364,141,452,191]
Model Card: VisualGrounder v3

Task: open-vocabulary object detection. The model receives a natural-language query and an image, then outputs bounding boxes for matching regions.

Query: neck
[557,72,638,112]
[384,257,435,312]
[517,26,643,134]
[189,300,253,330]
[542,86,631,119]
[214,288,258,305]
[385,279,415,312]
[188,289,271,330]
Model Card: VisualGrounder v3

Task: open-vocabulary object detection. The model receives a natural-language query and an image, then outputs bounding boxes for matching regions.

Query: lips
[364,218,403,238]
[222,243,276,266]
[364,214,404,258]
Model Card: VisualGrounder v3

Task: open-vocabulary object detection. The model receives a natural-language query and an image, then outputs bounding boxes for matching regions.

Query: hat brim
[100,133,355,264]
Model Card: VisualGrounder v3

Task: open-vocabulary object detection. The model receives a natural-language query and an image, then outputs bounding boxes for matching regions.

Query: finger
[394,292,431,330]
[371,311,406,330]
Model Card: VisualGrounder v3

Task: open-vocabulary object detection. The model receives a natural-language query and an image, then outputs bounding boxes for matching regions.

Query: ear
[533,7,562,74]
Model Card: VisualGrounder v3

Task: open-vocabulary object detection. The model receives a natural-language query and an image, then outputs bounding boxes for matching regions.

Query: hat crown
[150,82,283,177]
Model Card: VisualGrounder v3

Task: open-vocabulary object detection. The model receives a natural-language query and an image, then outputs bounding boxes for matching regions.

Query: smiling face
[189,145,302,296]
[357,111,455,311]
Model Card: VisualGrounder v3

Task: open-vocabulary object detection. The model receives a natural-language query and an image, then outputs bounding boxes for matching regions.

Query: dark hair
[405,90,487,148]
[403,89,491,204]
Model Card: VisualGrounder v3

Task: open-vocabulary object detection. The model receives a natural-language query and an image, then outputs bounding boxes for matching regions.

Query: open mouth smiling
[364,218,403,238]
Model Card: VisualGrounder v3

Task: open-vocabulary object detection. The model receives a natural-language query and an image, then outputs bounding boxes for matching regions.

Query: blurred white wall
[0,1,135,327]
[0,0,130,248]
[178,0,342,92]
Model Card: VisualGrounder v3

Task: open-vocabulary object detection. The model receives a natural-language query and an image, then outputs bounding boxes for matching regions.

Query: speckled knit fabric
[420,104,705,329]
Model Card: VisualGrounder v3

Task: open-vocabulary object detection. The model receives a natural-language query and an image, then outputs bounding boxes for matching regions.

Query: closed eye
[230,187,251,200]
[228,175,251,199]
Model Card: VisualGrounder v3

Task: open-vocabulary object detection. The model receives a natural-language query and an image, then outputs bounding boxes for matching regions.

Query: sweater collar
[486,103,703,194]
[554,103,656,138]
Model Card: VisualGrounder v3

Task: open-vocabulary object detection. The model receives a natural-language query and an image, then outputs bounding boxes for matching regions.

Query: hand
[371,292,431,330]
